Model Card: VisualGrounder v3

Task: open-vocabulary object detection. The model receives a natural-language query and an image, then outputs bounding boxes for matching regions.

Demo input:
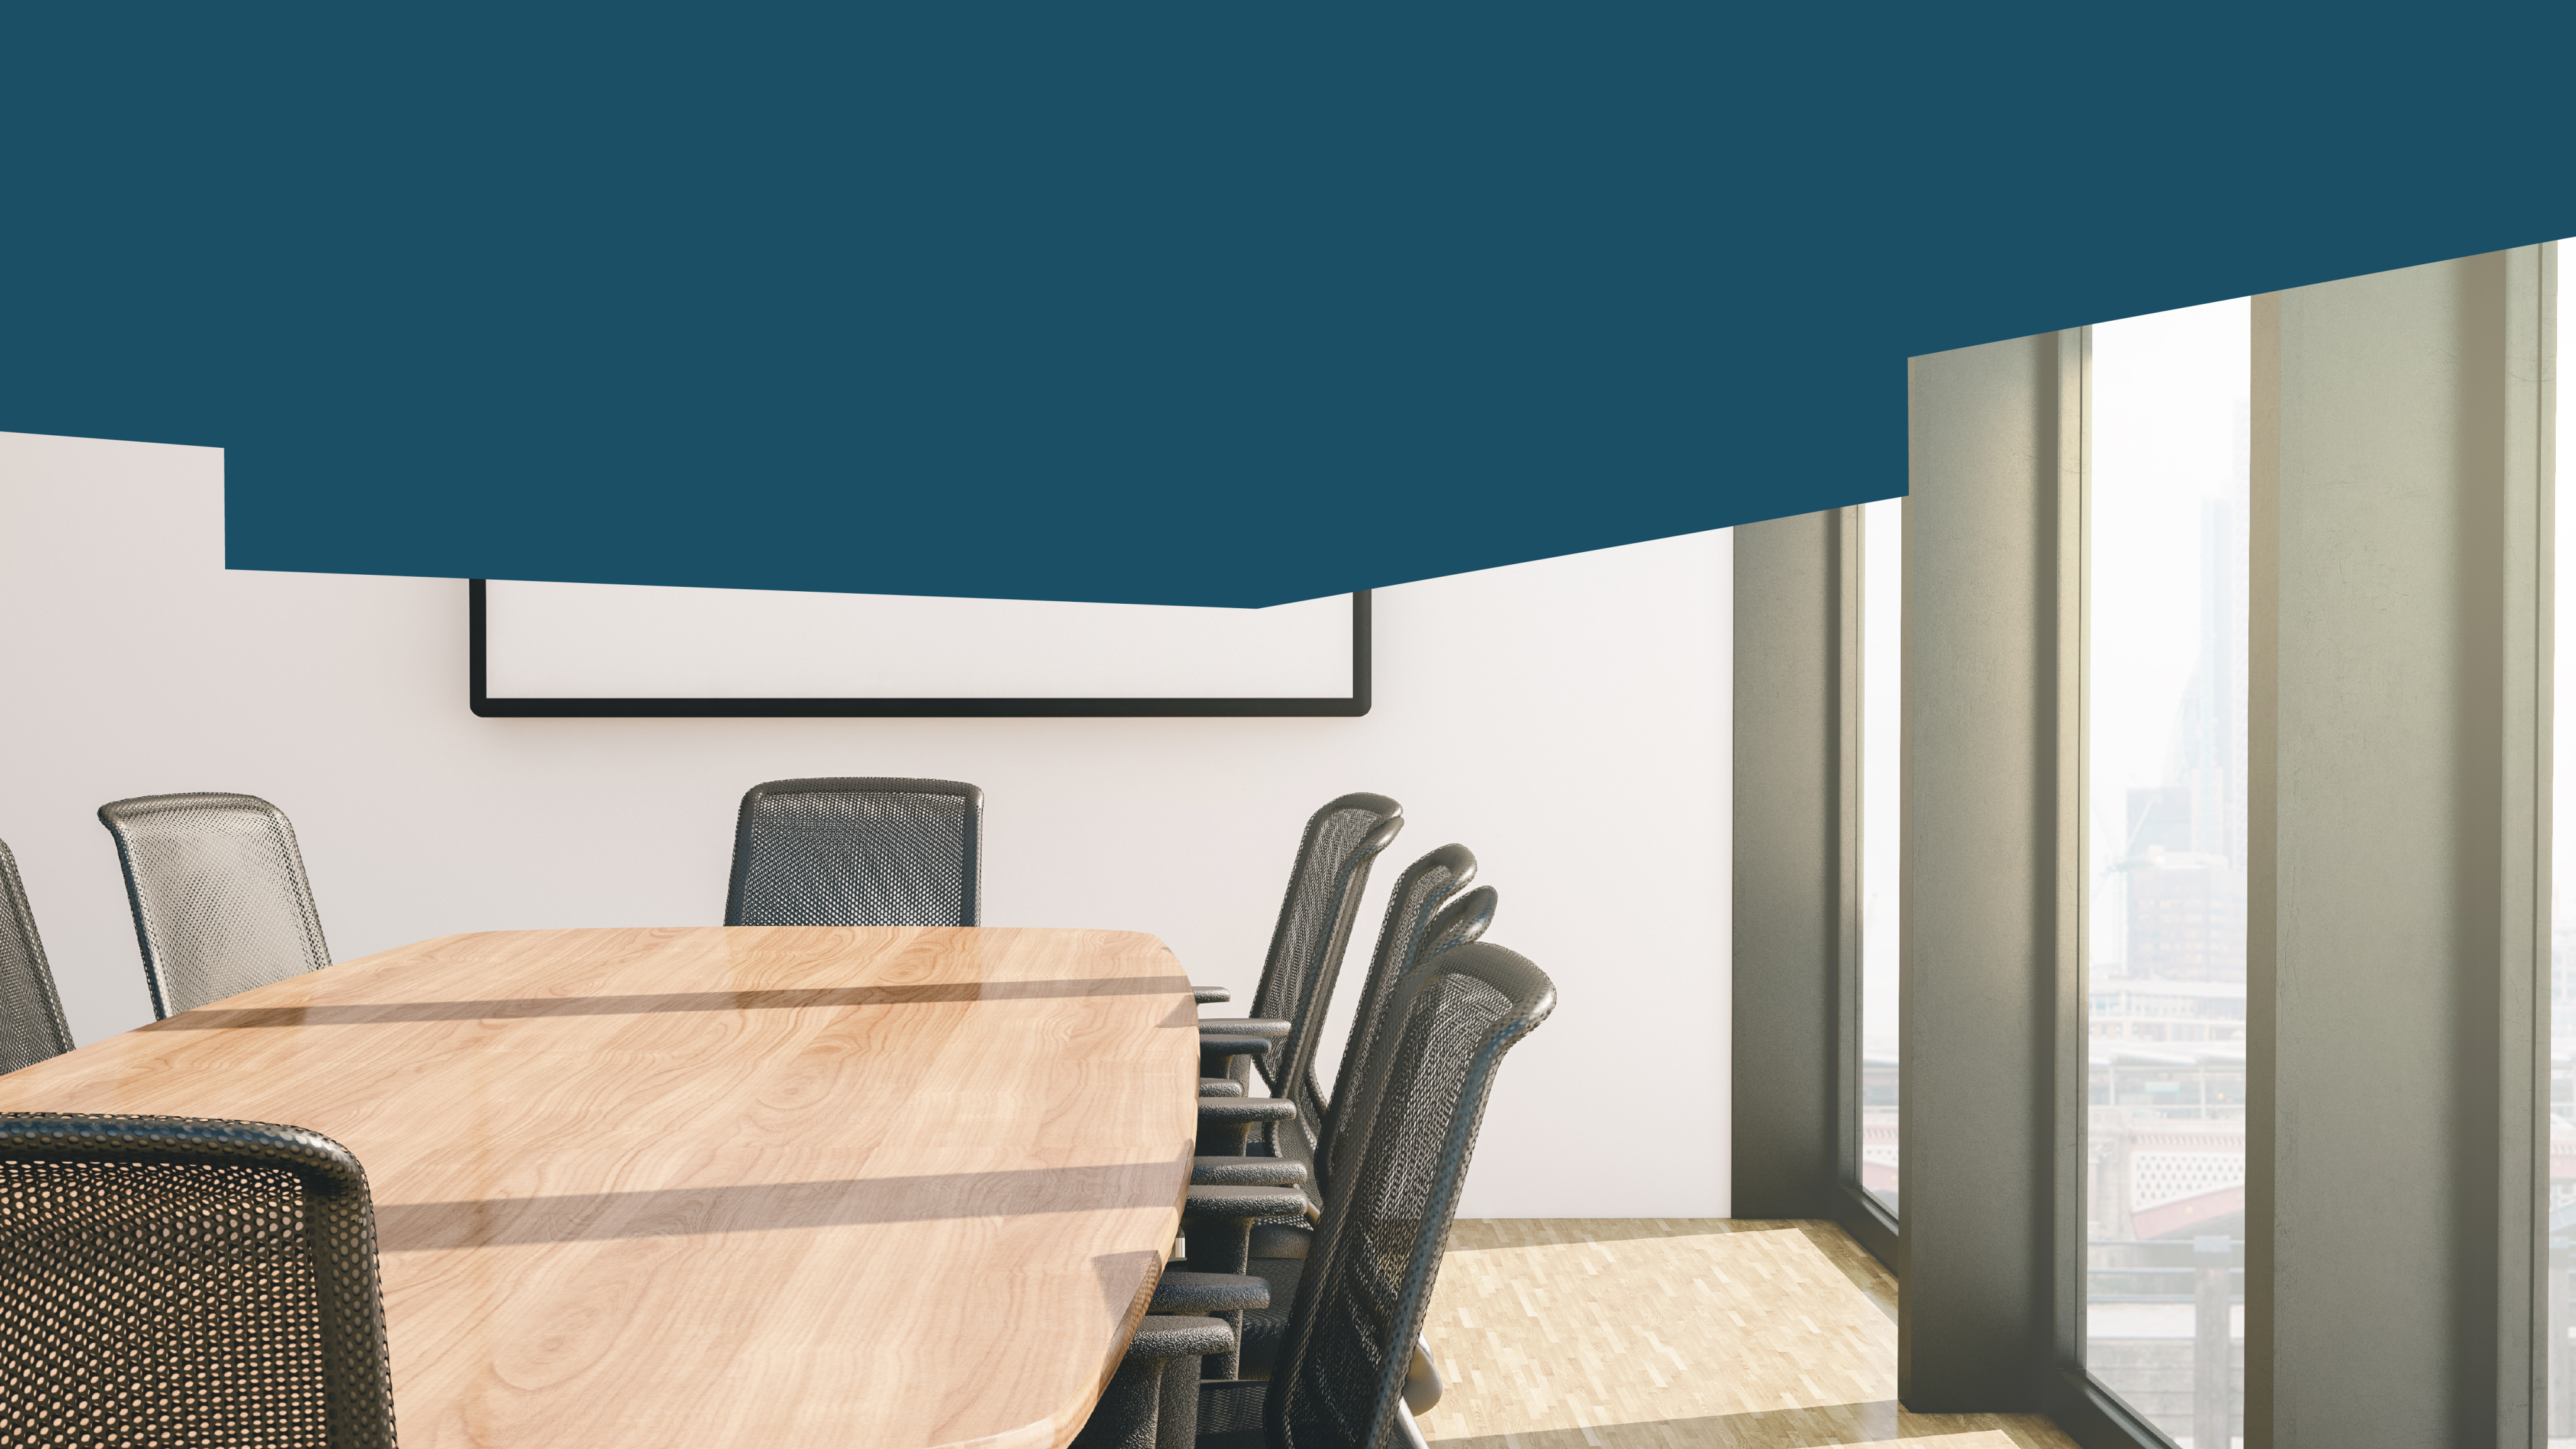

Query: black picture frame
[467,580,1372,718]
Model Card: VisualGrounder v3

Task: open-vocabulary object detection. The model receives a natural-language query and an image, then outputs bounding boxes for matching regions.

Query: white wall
[0,430,1729,1216]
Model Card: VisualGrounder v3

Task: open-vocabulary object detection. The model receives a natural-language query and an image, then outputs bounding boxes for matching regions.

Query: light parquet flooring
[1411,1219,2079,1449]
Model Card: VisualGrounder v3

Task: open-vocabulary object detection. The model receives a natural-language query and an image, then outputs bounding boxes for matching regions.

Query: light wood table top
[0,926,1202,1449]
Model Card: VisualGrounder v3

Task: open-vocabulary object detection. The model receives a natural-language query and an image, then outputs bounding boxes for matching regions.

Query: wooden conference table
[0,926,1202,1449]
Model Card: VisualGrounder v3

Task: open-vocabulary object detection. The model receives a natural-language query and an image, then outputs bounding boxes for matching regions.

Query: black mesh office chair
[1304,844,1480,1179]
[725,778,982,928]
[0,1113,399,1449]
[1194,844,1479,1191]
[1260,941,1554,1449]
[1092,941,1555,1449]
[98,794,333,1019]
[1222,884,1501,1383]
[0,840,74,1075]
[1302,879,1497,1204]
[1197,794,1403,1156]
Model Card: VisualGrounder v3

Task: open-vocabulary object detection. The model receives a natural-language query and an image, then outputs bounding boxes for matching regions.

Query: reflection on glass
[2084,299,2249,1449]
[1858,496,1902,1213]
[2549,250,2576,1449]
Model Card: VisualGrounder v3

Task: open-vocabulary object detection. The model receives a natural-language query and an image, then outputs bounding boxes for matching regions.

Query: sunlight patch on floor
[1412,1220,2075,1449]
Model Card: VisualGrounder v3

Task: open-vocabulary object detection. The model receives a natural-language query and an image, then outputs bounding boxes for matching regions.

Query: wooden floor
[1411,1220,2080,1449]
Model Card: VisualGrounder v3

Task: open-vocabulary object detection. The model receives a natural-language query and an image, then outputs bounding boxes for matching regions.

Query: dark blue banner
[4,4,2568,604]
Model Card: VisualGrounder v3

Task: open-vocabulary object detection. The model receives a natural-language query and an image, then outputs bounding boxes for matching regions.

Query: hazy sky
[1860,496,1901,1054]
[2088,297,2250,972]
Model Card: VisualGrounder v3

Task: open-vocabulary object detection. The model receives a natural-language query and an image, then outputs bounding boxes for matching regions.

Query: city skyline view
[2085,296,2250,1448]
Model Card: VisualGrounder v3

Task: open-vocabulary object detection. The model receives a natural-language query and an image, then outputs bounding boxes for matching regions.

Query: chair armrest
[1199,1033,1279,1080]
[1125,1314,1237,1361]
[1199,1078,1245,1098]
[1197,1098,1297,1126]
[1183,1184,1311,1223]
[1182,1184,1307,1275]
[1198,1018,1291,1040]
[1198,1095,1294,1158]
[1194,985,1231,1004]
[1248,1221,1314,1259]
[1192,1155,1307,1187]
[1150,1271,1269,1316]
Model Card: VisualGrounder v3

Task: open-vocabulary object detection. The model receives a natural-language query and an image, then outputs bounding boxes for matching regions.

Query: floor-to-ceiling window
[1858,496,1903,1214]
[2084,299,2250,1448]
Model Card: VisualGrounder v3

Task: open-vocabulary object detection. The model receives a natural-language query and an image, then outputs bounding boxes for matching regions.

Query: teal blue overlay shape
[2,3,2567,606]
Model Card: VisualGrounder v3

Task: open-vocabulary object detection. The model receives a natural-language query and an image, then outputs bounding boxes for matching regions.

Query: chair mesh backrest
[1304,844,1477,1174]
[98,794,332,1020]
[1270,943,1554,1449]
[1317,871,1496,1194]
[1248,794,1404,1111]
[0,1113,397,1449]
[0,841,74,1076]
[726,779,982,928]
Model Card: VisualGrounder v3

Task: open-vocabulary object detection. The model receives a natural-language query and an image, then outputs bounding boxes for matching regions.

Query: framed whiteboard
[468,580,1371,717]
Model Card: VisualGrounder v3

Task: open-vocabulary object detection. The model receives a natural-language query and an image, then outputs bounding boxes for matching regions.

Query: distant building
[2126,786,2192,856]
[2123,846,2246,983]
[2088,977,2245,1138]
[2089,977,2246,1046]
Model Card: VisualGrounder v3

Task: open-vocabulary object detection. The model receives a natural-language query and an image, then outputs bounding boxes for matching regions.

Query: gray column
[2246,247,2551,1449]
[1901,328,2082,1409]
[1732,511,1847,1223]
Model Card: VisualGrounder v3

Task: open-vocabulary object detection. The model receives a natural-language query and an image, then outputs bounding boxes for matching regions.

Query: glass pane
[2549,249,2576,1448]
[2084,299,2250,1448]
[1858,496,1902,1213]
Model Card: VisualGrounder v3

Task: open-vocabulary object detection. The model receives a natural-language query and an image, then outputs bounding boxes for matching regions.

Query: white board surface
[480,580,1357,700]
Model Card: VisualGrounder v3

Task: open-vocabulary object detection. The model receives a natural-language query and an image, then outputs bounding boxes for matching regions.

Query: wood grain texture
[1416,1219,2079,1449]
[0,926,1201,1449]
